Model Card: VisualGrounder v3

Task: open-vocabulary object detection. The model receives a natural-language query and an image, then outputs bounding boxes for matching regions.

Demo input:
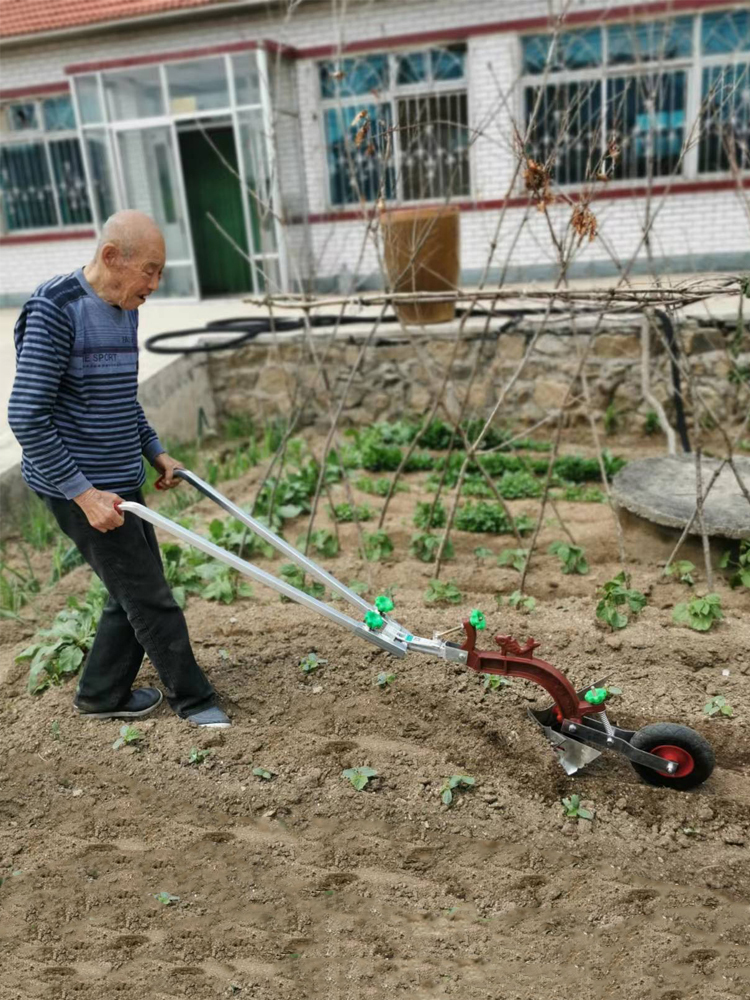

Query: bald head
[88,210,166,309]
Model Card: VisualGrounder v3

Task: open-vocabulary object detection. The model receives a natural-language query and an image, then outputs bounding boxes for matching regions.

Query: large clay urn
[381,204,460,325]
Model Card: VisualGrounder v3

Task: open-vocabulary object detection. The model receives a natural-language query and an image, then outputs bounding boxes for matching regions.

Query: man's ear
[100,243,120,269]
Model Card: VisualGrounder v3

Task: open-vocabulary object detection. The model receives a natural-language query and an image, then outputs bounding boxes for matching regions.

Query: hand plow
[117,470,715,791]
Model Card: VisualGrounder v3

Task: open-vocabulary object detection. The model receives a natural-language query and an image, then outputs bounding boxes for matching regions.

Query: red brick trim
[305,177,750,224]
[65,38,297,74]
[295,1,739,59]
[0,81,70,100]
[0,229,96,246]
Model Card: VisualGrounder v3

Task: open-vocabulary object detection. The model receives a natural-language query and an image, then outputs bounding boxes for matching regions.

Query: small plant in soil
[455,501,512,534]
[300,652,326,674]
[347,580,368,596]
[498,548,529,573]
[50,720,60,740]
[439,774,475,807]
[362,530,394,562]
[297,529,339,558]
[413,501,446,529]
[643,410,661,435]
[506,590,536,612]
[113,725,144,750]
[375,672,396,689]
[557,483,606,503]
[328,501,373,522]
[353,475,408,496]
[252,766,276,780]
[549,541,589,575]
[562,794,594,820]
[703,695,734,718]
[720,540,750,590]
[596,572,647,630]
[482,674,511,692]
[342,767,378,790]
[424,579,462,605]
[154,892,180,906]
[664,560,697,586]
[194,563,254,604]
[410,532,453,563]
[473,546,493,562]
[188,747,211,766]
[673,594,723,631]
[603,403,621,436]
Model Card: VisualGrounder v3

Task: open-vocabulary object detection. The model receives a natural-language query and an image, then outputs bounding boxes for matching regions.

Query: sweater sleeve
[8,299,93,500]
[135,401,165,464]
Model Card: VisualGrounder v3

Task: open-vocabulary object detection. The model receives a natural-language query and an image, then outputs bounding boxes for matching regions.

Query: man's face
[105,233,166,310]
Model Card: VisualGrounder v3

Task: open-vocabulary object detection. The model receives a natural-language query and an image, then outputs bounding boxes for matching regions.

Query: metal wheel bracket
[560,720,683,775]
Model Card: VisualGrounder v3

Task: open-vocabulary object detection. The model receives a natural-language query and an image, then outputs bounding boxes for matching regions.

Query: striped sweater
[8,268,164,500]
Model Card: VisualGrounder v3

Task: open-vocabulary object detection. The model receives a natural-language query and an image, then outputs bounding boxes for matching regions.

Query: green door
[178,125,252,296]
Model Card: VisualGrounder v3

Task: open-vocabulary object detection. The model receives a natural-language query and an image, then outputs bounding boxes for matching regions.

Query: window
[522,22,691,186]
[0,93,92,232]
[700,11,750,174]
[319,45,470,205]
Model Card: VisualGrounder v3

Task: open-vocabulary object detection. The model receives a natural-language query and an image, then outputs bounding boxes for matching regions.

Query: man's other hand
[74,488,125,532]
[153,452,185,490]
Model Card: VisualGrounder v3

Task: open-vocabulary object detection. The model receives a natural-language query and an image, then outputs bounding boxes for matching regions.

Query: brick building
[1,0,749,305]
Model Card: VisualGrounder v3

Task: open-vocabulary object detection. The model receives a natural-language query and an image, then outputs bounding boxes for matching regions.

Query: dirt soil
[1,450,749,1000]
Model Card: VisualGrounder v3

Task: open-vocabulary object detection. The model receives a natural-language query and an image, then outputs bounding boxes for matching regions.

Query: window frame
[518,11,750,191]
[0,92,94,236]
[317,45,471,209]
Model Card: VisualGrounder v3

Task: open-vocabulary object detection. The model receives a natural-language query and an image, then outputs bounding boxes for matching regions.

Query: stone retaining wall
[207,313,750,431]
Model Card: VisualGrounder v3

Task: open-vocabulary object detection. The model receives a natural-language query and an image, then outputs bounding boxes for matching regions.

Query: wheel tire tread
[630,723,715,790]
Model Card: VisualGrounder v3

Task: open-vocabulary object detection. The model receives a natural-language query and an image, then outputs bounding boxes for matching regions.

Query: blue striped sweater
[8,268,164,500]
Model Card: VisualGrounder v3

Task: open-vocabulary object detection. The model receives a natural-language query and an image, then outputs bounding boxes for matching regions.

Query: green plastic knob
[469,609,487,630]
[364,611,384,630]
[584,687,608,706]
[375,595,394,613]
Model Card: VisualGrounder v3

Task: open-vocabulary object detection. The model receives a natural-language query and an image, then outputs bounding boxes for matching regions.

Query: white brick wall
[1,0,748,300]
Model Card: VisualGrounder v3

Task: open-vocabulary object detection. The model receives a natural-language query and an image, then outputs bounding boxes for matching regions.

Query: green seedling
[496,470,543,499]
[473,546,493,562]
[498,548,528,573]
[188,747,211,765]
[342,767,378,791]
[703,695,734,718]
[549,541,589,575]
[409,531,454,563]
[154,892,180,906]
[218,648,230,662]
[482,674,511,692]
[328,501,373,522]
[413,501,447,529]
[424,579,462,605]
[643,410,660,435]
[279,564,325,601]
[595,572,647,630]
[50,720,60,740]
[507,590,536,612]
[347,580,368,596]
[194,563,254,604]
[252,767,276,780]
[362,530,394,562]
[562,794,594,820]
[376,672,396,689]
[557,483,606,503]
[720,540,750,590]
[297,529,339,558]
[439,774,475,807]
[603,402,620,436]
[673,594,723,631]
[353,476,408,496]
[300,652,326,674]
[113,725,143,751]
[664,560,697,586]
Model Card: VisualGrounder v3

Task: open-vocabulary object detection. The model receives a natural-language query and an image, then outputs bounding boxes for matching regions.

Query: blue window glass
[431,46,465,81]
[324,102,395,205]
[702,10,750,55]
[607,17,693,65]
[522,29,602,74]
[606,71,686,179]
[319,55,389,99]
[42,95,77,131]
[396,52,426,85]
[699,63,750,172]
[524,80,602,185]
[7,102,38,131]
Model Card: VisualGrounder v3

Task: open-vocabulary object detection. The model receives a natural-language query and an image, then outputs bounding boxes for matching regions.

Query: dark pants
[40,489,215,717]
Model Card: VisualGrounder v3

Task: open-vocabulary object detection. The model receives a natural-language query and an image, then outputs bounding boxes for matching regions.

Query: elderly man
[8,210,230,728]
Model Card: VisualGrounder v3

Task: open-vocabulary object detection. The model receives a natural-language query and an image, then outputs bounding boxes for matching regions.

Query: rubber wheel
[629,723,715,790]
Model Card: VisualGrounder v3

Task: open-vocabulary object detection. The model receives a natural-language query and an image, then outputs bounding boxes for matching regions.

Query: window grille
[319,46,469,206]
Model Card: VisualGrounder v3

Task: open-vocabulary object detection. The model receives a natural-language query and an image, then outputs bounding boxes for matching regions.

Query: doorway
[177,119,252,296]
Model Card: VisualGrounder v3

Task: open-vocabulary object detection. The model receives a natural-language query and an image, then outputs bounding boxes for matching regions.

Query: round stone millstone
[611,455,750,540]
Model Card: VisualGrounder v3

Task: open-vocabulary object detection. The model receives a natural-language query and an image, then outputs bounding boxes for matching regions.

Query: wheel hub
[650,744,695,778]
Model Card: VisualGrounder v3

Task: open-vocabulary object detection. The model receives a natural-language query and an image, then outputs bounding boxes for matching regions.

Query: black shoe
[75,687,163,720]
